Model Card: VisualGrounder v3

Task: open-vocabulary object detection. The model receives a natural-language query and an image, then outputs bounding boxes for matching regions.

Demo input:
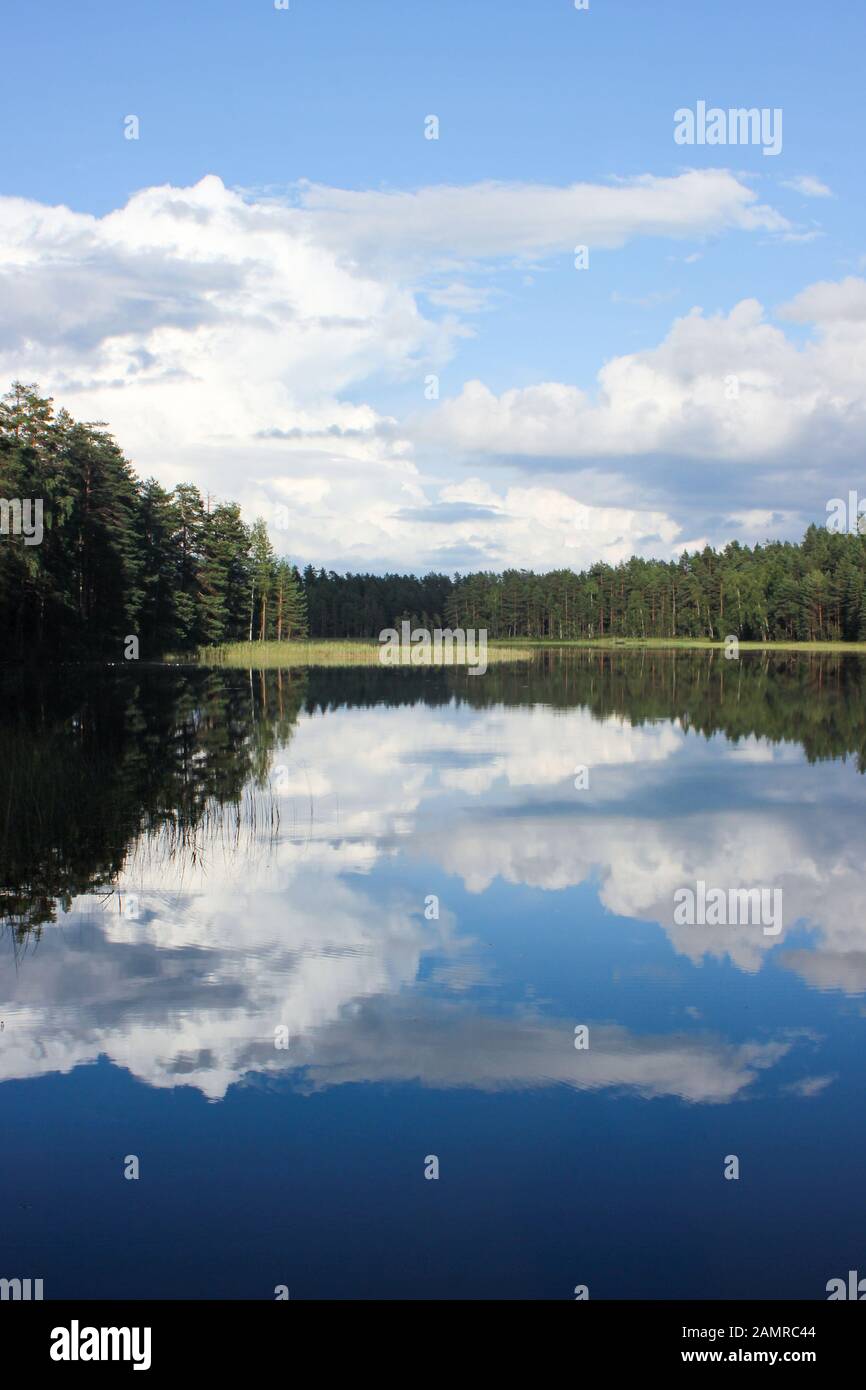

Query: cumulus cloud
[0,170,804,569]
[424,286,866,472]
[778,276,866,324]
[0,174,461,564]
[387,478,685,569]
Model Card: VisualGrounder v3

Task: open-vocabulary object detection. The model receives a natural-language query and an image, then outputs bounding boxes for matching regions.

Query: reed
[182,640,535,669]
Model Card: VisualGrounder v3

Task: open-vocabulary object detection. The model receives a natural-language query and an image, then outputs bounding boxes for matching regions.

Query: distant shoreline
[176,636,866,667]
[492,637,866,652]
[5,637,866,671]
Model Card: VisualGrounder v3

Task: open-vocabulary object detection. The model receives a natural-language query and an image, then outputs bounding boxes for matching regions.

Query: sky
[1,0,864,574]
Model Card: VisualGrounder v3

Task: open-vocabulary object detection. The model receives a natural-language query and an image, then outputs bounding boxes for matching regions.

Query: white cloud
[423,281,866,469]
[421,478,684,568]
[778,276,866,324]
[783,1075,836,1098]
[0,171,819,568]
[781,175,833,199]
[425,282,495,312]
[294,170,789,271]
[0,175,455,563]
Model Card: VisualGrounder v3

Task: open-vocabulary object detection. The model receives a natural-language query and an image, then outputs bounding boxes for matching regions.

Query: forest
[3,381,866,659]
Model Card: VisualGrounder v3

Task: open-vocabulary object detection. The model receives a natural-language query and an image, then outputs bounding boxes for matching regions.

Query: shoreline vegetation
[492,636,866,652]
[175,636,866,668]
[183,639,534,668]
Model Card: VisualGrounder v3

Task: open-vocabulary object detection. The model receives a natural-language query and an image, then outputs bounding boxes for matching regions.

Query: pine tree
[199,502,251,644]
[273,560,308,639]
[249,519,276,641]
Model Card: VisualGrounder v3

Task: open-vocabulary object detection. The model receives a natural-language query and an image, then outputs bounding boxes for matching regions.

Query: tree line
[3,382,866,658]
[280,528,866,647]
[442,526,866,643]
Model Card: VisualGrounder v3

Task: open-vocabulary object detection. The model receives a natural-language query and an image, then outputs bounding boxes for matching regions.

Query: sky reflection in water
[2,652,865,1298]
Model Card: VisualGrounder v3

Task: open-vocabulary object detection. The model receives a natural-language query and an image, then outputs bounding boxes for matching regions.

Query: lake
[2,650,865,1299]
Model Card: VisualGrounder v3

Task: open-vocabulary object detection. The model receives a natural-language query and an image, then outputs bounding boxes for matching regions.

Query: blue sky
[2,0,864,571]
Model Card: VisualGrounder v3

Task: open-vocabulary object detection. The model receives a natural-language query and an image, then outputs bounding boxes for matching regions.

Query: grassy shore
[168,636,866,667]
[184,639,534,668]
[499,637,866,652]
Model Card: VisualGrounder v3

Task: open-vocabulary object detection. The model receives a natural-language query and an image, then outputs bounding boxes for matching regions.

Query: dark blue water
[2,653,865,1298]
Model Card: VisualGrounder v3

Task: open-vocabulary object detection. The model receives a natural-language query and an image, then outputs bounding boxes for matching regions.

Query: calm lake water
[2,651,866,1299]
